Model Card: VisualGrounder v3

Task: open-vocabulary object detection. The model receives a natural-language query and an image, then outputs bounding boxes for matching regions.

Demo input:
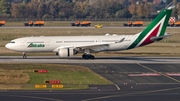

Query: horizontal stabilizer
[115,38,125,43]
[150,33,171,41]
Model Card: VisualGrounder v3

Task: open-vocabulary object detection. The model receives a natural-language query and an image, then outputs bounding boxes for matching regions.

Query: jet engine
[56,48,77,57]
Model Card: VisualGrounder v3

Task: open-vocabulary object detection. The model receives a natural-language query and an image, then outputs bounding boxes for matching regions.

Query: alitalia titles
[28,43,45,47]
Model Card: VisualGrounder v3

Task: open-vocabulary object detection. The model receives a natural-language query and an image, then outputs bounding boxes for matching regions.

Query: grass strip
[0,63,112,90]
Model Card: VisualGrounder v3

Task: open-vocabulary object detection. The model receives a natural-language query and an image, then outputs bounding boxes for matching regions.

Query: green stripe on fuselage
[127,9,172,49]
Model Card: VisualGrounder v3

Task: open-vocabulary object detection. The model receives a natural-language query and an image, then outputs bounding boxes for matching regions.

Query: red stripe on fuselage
[140,24,161,46]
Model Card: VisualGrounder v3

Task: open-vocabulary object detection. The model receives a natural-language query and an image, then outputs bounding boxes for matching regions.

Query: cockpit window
[10,41,15,43]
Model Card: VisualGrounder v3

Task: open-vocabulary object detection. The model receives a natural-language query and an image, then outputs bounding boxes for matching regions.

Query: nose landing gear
[22,52,27,59]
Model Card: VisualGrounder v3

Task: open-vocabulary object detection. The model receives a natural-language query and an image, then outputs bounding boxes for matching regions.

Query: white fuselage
[5,34,139,53]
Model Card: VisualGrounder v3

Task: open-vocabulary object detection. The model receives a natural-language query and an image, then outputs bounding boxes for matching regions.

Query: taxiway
[0,56,180,63]
[0,56,180,101]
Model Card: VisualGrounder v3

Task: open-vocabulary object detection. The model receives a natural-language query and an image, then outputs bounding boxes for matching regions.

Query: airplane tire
[90,55,95,59]
[23,55,26,59]
[84,55,89,59]
[82,54,95,59]
[82,54,86,58]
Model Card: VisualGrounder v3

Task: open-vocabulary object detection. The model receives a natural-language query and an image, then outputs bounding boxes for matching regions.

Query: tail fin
[128,6,173,49]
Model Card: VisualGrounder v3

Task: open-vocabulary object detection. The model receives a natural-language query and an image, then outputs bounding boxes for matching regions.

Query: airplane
[5,6,173,59]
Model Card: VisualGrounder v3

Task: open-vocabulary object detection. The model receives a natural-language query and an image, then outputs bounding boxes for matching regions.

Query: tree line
[0,0,180,20]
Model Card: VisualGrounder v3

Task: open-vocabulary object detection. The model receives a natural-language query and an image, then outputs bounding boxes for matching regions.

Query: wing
[75,42,111,52]
[53,38,125,52]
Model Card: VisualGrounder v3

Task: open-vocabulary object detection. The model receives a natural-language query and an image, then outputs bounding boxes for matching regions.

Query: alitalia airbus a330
[5,5,174,59]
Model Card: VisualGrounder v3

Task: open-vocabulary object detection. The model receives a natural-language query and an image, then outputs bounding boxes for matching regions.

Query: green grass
[0,63,112,90]
[28,71,108,84]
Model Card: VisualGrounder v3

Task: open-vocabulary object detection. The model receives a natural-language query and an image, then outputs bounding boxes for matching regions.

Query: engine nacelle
[57,48,76,57]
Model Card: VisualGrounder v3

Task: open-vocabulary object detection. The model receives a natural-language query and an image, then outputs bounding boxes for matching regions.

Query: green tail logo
[128,8,172,49]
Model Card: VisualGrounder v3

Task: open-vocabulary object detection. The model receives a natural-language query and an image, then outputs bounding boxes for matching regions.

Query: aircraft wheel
[82,54,86,58]
[82,54,95,59]
[84,55,90,59]
[90,55,95,59]
[23,52,27,59]
[23,55,27,59]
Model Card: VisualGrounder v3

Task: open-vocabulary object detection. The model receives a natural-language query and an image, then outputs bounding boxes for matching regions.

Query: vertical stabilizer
[128,6,173,49]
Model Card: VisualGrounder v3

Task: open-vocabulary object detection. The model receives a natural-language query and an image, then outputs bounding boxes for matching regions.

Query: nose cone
[5,43,10,49]
[5,43,14,50]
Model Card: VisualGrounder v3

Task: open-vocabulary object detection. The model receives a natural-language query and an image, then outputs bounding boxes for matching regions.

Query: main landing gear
[82,48,95,59]
[22,52,27,59]
[82,53,95,59]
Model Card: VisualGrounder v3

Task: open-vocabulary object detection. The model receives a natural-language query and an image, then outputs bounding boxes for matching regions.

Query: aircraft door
[45,40,51,46]
[97,39,101,42]
[20,40,26,46]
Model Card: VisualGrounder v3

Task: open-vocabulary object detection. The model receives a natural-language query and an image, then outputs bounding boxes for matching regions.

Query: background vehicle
[24,21,45,26]
[168,21,180,27]
[71,21,91,27]
[123,21,143,27]
[0,20,5,26]
[95,24,103,28]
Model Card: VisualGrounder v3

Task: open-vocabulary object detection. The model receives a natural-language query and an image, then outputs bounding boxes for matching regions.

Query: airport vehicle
[95,24,103,28]
[168,21,180,27]
[123,21,143,27]
[71,21,91,27]
[24,20,45,26]
[5,6,173,59]
[0,20,5,26]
